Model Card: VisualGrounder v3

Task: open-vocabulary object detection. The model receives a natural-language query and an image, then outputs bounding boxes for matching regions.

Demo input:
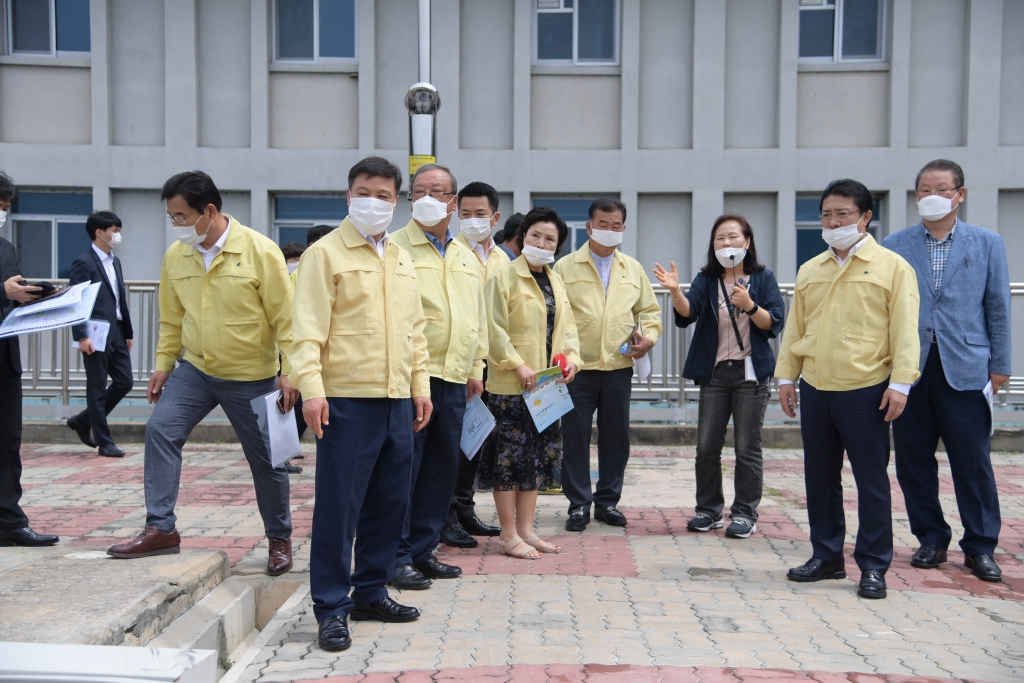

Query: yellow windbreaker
[454,233,511,283]
[156,216,293,380]
[288,219,431,400]
[485,256,582,395]
[776,235,921,390]
[391,222,488,384]
[553,243,663,372]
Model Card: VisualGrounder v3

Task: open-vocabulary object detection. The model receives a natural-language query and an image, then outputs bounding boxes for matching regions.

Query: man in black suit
[0,170,59,547]
[66,211,134,457]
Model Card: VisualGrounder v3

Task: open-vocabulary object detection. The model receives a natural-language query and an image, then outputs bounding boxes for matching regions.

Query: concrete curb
[24,420,1024,453]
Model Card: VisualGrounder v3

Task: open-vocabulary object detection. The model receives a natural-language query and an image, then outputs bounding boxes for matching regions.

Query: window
[534,0,619,66]
[10,191,93,279]
[273,195,348,246]
[275,0,356,63]
[795,195,882,272]
[798,0,884,62]
[532,196,615,257]
[4,0,90,56]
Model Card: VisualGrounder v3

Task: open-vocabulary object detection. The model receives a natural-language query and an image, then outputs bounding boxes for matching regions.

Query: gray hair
[0,171,16,203]
[410,163,457,195]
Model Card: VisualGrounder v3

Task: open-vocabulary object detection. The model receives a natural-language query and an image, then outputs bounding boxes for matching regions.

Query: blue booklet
[521,366,575,433]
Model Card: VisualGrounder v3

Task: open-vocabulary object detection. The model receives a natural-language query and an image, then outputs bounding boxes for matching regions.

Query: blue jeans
[144,361,291,540]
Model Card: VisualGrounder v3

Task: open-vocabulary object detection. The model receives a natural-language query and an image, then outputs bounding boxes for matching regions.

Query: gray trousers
[695,359,769,523]
[144,361,291,539]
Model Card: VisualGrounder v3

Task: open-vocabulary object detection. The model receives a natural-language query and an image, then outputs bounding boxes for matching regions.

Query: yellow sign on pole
[409,155,436,175]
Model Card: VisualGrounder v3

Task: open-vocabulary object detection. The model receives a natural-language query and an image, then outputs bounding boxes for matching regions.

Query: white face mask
[411,195,452,227]
[522,244,555,267]
[287,261,299,274]
[821,219,863,251]
[0,210,6,229]
[589,229,623,248]
[917,193,958,222]
[101,230,122,249]
[173,212,213,247]
[714,246,746,269]
[459,216,493,243]
[348,197,395,236]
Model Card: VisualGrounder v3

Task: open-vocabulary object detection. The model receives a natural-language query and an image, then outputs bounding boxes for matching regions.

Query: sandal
[524,533,560,554]
[498,535,540,559]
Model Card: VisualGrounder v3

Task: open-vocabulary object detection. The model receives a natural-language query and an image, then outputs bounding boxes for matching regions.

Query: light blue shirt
[425,228,454,258]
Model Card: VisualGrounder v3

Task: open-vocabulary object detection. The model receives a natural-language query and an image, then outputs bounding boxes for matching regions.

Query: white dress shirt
[91,243,121,320]
[352,224,389,259]
[195,218,231,271]
[471,238,494,263]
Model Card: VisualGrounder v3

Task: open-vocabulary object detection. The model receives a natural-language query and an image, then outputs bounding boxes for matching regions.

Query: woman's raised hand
[652,261,680,290]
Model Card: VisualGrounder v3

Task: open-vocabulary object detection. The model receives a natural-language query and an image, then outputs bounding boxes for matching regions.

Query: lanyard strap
[719,277,745,352]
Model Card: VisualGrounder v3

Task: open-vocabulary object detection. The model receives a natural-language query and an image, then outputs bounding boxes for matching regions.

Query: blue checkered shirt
[924,220,957,291]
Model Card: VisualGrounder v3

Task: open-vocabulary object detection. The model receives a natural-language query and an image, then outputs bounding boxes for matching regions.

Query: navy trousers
[74,323,133,448]
[310,397,413,623]
[561,368,633,513]
[0,351,28,532]
[893,343,1000,556]
[397,378,466,567]
[800,379,892,572]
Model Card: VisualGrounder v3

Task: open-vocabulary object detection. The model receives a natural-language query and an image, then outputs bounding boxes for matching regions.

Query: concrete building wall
[530,76,621,150]
[797,71,889,149]
[1000,0,1024,147]
[998,191,1024,372]
[637,0,692,150]
[110,0,164,147]
[459,0,514,150]
[724,193,777,275]
[907,0,967,149]
[197,0,251,149]
[636,194,692,281]
[0,65,91,144]
[724,0,779,149]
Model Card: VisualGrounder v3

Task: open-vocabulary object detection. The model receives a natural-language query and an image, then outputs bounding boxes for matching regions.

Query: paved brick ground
[14,443,1024,682]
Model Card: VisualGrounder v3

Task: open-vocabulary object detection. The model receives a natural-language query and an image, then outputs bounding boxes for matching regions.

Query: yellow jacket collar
[574,241,624,268]
[178,214,236,258]
[511,253,553,280]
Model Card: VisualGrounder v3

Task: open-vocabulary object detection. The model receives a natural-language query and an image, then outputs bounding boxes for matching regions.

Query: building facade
[1,0,1022,290]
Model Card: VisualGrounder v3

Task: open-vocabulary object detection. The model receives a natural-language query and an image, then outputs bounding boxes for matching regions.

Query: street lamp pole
[406,0,440,178]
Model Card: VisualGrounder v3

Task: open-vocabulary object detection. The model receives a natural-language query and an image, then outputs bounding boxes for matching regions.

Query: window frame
[798,0,886,64]
[11,212,91,279]
[533,0,621,67]
[3,0,90,57]
[272,193,348,246]
[272,0,358,66]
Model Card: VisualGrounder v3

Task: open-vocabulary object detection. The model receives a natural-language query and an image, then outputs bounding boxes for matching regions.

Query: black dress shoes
[414,556,462,579]
[67,416,96,449]
[966,553,1002,582]
[98,445,126,458]
[318,615,351,651]
[565,508,590,532]
[349,597,420,623]
[858,569,887,599]
[460,515,500,537]
[594,506,627,527]
[0,527,60,547]
[439,523,478,548]
[389,564,432,590]
[910,544,947,569]
[787,557,847,582]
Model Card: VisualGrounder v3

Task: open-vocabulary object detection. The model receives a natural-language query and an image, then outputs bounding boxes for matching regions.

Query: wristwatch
[745,304,759,316]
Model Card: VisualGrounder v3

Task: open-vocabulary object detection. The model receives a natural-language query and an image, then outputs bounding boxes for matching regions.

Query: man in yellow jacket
[777,179,921,601]
[554,199,662,532]
[388,164,489,589]
[290,157,432,652]
[107,171,297,578]
[439,181,510,548]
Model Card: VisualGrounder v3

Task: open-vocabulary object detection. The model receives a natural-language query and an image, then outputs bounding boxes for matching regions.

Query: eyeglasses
[410,190,456,202]
[915,187,961,198]
[818,210,860,221]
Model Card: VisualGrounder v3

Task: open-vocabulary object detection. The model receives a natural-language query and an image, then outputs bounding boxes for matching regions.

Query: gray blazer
[883,219,1011,391]
[0,237,23,374]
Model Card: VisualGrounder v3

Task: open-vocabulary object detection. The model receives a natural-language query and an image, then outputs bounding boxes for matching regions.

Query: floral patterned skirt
[475,393,562,492]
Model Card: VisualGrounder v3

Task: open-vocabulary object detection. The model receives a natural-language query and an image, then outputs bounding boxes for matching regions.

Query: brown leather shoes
[268,537,293,576]
[107,526,181,558]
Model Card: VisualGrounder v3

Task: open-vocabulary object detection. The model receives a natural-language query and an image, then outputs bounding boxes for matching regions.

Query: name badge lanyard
[719,277,744,352]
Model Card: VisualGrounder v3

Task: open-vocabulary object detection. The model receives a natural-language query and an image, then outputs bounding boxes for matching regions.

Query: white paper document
[461,394,496,460]
[983,380,995,436]
[631,321,651,382]
[744,356,757,383]
[12,281,88,317]
[522,366,575,433]
[250,390,301,467]
[0,282,101,339]
[71,320,111,352]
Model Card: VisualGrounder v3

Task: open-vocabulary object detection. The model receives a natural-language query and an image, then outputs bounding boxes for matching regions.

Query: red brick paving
[51,465,217,485]
[289,665,994,683]
[438,535,635,577]
[19,505,134,536]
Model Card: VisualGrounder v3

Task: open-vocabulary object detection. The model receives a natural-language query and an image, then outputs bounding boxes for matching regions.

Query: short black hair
[348,156,403,195]
[458,182,499,214]
[517,206,569,255]
[307,224,334,246]
[820,179,874,229]
[411,163,457,195]
[281,242,305,260]
[502,213,524,245]
[915,159,964,190]
[86,211,122,241]
[589,198,627,223]
[0,171,16,203]
[162,171,223,214]
[492,229,505,244]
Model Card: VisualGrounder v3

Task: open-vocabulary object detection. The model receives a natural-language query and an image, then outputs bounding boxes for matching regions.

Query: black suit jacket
[69,246,133,342]
[0,237,23,374]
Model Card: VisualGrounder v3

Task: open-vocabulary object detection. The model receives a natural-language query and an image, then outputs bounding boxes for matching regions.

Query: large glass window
[798,0,884,63]
[5,0,90,56]
[273,195,348,246]
[531,196,617,258]
[275,0,356,63]
[10,191,93,279]
[534,0,619,66]
[795,195,882,272]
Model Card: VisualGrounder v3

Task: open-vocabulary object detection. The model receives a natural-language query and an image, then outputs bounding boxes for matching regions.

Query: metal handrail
[17,279,1024,407]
